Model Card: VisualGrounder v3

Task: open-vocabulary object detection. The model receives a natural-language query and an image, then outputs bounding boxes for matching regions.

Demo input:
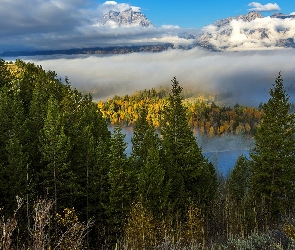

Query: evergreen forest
[1,59,295,249]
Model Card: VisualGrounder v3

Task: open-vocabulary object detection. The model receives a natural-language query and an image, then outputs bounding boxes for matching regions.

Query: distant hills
[0,44,174,57]
[2,10,295,57]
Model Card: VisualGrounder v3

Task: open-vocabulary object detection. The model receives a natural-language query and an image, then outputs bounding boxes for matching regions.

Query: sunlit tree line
[1,59,295,249]
[98,88,263,136]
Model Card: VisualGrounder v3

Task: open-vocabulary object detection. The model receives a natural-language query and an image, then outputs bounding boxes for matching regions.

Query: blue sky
[101,1,295,28]
[1,0,295,51]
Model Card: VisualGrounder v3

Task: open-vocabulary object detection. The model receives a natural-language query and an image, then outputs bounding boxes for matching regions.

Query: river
[113,126,253,176]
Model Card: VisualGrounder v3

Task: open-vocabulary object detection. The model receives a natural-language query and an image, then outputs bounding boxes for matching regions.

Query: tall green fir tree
[131,107,151,169]
[39,96,72,213]
[250,72,295,223]
[160,77,217,219]
[107,125,133,246]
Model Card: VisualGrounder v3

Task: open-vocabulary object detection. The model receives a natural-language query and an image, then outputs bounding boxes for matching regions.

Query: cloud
[248,2,280,12]
[0,0,193,51]
[161,25,181,29]
[199,16,295,51]
[100,1,141,13]
[21,48,295,107]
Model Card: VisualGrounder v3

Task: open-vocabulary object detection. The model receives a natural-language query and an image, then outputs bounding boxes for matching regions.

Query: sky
[123,1,295,28]
[1,0,295,51]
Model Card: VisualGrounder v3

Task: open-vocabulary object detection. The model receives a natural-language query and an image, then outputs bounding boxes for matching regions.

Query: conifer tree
[0,59,12,88]
[160,77,217,218]
[39,96,71,213]
[138,144,167,218]
[227,155,251,204]
[107,125,132,245]
[0,87,28,215]
[131,107,151,169]
[251,72,295,222]
[226,155,253,235]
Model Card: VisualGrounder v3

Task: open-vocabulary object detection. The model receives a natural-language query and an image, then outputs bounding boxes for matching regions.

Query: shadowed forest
[1,59,295,249]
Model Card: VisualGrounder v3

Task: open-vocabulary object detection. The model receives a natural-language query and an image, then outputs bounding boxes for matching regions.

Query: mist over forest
[16,47,295,107]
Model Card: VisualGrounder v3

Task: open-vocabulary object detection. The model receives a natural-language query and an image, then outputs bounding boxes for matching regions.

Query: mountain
[270,12,295,19]
[195,11,295,51]
[0,44,174,57]
[100,8,152,27]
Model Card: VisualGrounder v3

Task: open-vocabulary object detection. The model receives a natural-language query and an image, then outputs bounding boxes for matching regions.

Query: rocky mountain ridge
[213,11,263,28]
[100,8,152,27]
[196,11,295,51]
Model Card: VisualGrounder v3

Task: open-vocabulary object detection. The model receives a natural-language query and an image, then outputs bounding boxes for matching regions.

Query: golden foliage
[124,201,156,250]
[56,207,92,250]
[97,89,263,136]
[283,222,295,240]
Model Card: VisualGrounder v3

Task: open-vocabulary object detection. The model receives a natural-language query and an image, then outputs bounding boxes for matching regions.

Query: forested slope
[1,59,295,249]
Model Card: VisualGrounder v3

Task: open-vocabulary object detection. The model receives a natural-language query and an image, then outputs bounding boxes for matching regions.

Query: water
[111,126,253,176]
[203,150,250,176]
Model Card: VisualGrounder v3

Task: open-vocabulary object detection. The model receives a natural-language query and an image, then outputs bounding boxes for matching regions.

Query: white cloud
[248,2,280,12]
[161,25,180,29]
[101,1,140,13]
[0,0,194,51]
[290,12,295,15]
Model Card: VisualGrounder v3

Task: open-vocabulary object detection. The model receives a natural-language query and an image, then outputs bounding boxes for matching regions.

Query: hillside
[1,59,295,249]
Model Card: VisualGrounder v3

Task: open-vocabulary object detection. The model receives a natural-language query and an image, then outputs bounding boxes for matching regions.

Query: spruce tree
[138,144,167,218]
[39,96,71,213]
[131,107,151,169]
[107,125,132,245]
[160,77,217,218]
[250,72,295,222]
[227,155,251,204]
[0,59,12,88]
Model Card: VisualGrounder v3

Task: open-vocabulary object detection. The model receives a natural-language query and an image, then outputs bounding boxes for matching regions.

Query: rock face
[101,8,152,27]
[196,12,295,51]
[213,11,263,28]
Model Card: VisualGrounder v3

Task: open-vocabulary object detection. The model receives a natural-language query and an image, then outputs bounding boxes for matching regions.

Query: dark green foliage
[2,59,295,249]
[160,77,217,218]
[137,131,168,218]
[107,125,133,245]
[131,108,151,168]
[251,73,295,223]
[0,59,113,248]
[38,96,71,212]
[227,155,251,204]
[0,59,12,88]
[0,87,28,216]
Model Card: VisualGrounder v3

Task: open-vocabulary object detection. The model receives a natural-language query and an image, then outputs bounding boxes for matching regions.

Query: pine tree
[0,87,28,215]
[131,107,151,169]
[138,144,167,218]
[227,155,251,204]
[226,155,254,236]
[160,77,217,218]
[0,59,12,88]
[107,125,132,245]
[39,96,71,213]
[250,72,295,223]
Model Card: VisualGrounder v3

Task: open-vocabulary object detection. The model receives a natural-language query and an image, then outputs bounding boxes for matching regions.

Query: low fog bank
[23,47,295,107]
[197,134,254,153]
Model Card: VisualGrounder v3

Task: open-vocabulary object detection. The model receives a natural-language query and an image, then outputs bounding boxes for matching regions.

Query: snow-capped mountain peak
[100,7,152,27]
[196,12,295,51]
